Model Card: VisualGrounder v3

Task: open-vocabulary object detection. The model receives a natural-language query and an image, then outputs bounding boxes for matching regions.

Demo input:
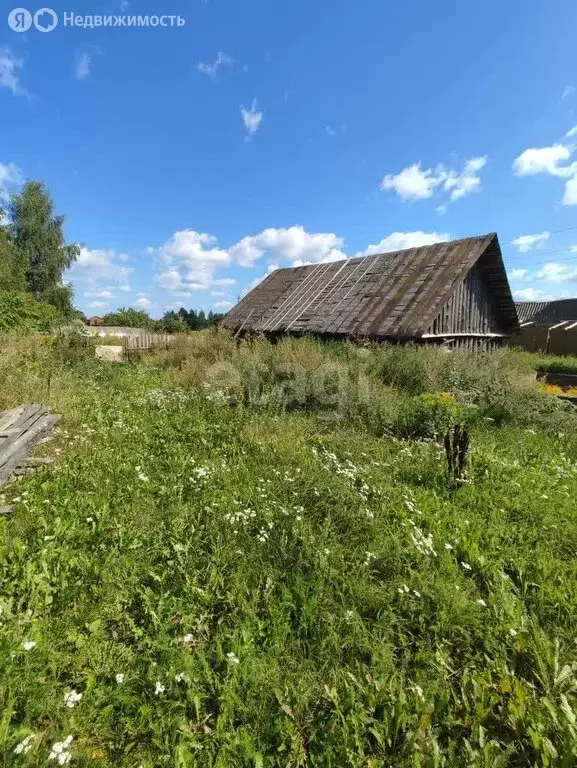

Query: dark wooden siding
[426,262,503,336]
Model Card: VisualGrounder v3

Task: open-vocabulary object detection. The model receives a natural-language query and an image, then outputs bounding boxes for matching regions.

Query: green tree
[156,311,189,333]
[0,217,26,291]
[101,307,155,329]
[9,181,80,313]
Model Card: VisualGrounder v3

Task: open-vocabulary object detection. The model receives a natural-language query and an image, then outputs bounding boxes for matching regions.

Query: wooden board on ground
[0,405,59,489]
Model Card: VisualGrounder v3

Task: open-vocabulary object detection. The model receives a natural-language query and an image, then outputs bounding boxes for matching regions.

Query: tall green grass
[0,333,576,766]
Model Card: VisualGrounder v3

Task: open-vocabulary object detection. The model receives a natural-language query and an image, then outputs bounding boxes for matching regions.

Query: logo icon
[34,7,57,31]
[8,7,32,31]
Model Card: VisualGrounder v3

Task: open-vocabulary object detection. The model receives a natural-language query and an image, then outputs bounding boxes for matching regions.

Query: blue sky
[1,0,577,317]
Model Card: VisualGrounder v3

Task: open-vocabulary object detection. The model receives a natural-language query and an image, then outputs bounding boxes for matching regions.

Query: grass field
[1,331,577,766]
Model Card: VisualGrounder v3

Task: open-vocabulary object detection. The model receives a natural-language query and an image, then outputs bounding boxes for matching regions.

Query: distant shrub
[536,357,577,375]
[475,381,574,431]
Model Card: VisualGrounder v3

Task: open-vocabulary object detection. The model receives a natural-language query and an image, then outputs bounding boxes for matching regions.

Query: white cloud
[565,125,577,139]
[381,156,487,205]
[562,85,575,100]
[213,278,236,286]
[0,46,29,98]
[214,300,233,309]
[514,288,551,301]
[511,231,550,252]
[241,99,263,139]
[135,294,151,310]
[197,51,233,79]
[563,174,577,205]
[513,141,577,206]
[67,248,133,292]
[443,156,488,201]
[325,126,336,137]
[510,268,527,280]
[535,262,577,283]
[153,230,230,294]
[210,290,228,297]
[512,144,575,177]
[74,51,92,80]
[360,231,451,257]
[229,226,346,267]
[85,289,114,300]
[0,161,23,205]
[88,301,109,309]
[381,164,439,202]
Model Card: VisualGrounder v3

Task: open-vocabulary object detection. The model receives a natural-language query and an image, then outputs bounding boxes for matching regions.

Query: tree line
[100,307,225,332]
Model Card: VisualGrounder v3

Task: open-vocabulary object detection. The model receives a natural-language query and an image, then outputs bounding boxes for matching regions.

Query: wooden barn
[222,233,519,349]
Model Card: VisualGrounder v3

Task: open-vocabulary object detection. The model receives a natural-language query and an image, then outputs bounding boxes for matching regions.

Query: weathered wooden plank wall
[427,262,503,336]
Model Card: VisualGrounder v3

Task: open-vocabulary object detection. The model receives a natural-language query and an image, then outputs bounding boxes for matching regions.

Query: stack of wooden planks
[0,405,59,491]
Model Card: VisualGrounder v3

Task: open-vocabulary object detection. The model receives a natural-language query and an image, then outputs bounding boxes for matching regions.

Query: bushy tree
[9,181,80,314]
[0,291,60,331]
[101,307,155,329]
[155,311,189,333]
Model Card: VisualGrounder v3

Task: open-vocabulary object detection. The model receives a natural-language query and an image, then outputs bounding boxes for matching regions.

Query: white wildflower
[14,734,34,754]
[476,598,487,607]
[413,590,421,598]
[509,628,518,637]
[409,525,437,557]
[444,543,453,551]
[86,517,94,523]
[365,551,376,565]
[23,640,36,651]
[154,681,165,695]
[115,673,124,684]
[49,735,73,764]
[227,652,240,664]
[461,562,472,571]
[175,672,190,683]
[183,633,194,644]
[63,690,82,708]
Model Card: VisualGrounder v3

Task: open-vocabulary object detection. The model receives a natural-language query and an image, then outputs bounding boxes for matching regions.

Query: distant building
[87,316,104,326]
[510,300,577,354]
[515,299,577,326]
[222,233,519,350]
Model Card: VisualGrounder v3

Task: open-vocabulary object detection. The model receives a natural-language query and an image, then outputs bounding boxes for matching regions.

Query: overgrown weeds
[1,333,577,765]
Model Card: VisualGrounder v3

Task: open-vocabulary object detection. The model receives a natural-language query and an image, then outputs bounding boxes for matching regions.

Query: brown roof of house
[222,233,518,339]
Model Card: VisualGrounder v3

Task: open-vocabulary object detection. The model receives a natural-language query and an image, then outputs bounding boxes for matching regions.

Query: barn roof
[223,233,518,339]
[516,299,577,326]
